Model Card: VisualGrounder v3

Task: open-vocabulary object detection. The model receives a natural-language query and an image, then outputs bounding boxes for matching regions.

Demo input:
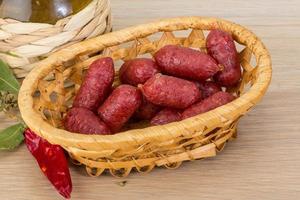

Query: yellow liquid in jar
[0,0,93,24]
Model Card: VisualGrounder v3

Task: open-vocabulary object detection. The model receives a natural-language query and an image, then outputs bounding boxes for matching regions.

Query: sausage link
[196,81,222,99]
[141,74,201,109]
[120,58,159,86]
[134,97,161,120]
[182,91,235,119]
[154,45,220,81]
[150,108,181,125]
[98,85,142,132]
[206,30,241,86]
[64,107,111,135]
[73,57,115,111]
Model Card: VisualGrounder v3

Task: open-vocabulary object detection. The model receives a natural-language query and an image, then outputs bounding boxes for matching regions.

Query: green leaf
[0,60,20,94]
[0,123,25,150]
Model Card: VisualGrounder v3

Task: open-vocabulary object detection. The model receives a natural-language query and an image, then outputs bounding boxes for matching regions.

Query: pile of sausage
[63,29,241,135]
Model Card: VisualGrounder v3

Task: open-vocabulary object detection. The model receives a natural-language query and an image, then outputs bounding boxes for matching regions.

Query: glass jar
[0,0,93,24]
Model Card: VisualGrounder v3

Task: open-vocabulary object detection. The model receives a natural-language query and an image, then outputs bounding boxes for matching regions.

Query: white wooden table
[1,0,300,199]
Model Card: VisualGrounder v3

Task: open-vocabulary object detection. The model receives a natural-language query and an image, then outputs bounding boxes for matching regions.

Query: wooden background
[1,0,300,199]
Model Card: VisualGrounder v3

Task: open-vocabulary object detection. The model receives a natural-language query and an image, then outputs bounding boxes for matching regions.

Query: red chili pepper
[24,129,72,199]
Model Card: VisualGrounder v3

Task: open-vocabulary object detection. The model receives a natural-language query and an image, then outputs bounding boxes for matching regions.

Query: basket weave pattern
[0,0,111,78]
[18,17,272,177]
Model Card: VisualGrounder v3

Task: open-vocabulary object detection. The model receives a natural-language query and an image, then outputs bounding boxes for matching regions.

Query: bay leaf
[0,60,20,94]
[0,123,25,150]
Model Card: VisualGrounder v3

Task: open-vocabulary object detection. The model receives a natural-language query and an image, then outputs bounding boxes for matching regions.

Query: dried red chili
[24,129,72,199]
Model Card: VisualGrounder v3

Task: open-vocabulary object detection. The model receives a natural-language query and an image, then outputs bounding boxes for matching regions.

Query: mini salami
[98,85,142,132]
[182,91,235,119]
[134,97,161,120]
[154,45,220,81]
[206,30,241,86]
[120,58,159,86]
[141,74,201,109]
[64,107,111,135]
[150,108,181,126]
[197,81,222,99]
[73,57,115,111]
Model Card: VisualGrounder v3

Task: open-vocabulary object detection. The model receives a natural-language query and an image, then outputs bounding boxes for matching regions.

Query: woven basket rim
[18,16,272,149]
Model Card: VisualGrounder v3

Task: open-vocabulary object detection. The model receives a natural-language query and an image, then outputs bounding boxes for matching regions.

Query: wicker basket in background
[18,17,272,177]
[0,0,111,78]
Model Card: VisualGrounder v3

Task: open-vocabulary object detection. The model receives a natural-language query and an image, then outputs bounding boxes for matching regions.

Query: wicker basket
[18,17,272,178]
[0,0,111,78]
